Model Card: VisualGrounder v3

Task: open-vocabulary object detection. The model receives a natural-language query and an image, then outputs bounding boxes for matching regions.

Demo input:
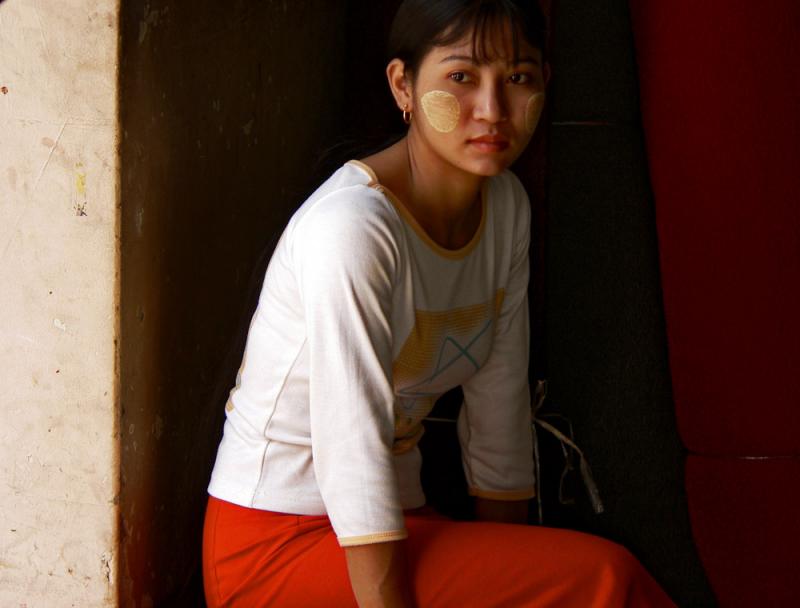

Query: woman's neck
[365,134,485,250]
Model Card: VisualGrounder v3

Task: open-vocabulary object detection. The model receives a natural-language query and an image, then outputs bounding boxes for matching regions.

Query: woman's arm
[296,193,406,535]
[294,194,414,602]
[458,174,537,505]
[344,540,416,608]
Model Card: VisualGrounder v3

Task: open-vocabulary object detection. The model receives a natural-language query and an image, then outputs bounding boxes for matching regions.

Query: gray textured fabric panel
[545,1,717,605]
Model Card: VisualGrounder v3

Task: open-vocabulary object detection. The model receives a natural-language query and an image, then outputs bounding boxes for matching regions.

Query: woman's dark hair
[387,0,548,81]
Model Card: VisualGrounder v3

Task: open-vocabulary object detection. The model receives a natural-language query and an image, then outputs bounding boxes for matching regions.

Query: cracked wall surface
[0,1,120,606]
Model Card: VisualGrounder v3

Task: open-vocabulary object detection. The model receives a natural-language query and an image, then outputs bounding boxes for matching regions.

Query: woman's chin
[459,145,523,176]
[462,157,512,177]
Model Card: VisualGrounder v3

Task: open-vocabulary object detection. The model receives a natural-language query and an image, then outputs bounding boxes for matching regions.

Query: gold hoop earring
[402,104,412,125]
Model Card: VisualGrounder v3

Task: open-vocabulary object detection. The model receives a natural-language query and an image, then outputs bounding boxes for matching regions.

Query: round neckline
[346,159,488,260]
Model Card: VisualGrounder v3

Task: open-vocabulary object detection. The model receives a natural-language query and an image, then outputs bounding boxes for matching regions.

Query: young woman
[203,1,676,606]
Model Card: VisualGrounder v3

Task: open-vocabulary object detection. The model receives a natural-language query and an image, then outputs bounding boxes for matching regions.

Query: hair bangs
[387,1,547,84]
[432,2,525,65]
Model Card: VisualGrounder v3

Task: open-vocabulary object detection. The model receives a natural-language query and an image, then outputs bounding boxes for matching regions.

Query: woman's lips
[468,136,510,152]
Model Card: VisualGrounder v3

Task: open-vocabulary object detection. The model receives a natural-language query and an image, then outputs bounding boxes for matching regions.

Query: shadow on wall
[117,0,372,605]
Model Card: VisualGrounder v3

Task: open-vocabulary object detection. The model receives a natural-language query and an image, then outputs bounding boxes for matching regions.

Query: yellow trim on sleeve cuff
[337,529,409,547]
[468,486,536,501]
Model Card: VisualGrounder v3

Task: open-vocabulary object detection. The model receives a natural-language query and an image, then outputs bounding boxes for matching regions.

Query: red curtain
[628,2,800,605]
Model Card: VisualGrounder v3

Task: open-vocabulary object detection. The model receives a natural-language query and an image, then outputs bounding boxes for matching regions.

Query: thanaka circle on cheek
[420,90,460,133]
[525,92,546,134]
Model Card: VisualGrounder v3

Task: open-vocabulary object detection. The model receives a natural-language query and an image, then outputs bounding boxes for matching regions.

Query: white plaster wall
[0,1,120,605]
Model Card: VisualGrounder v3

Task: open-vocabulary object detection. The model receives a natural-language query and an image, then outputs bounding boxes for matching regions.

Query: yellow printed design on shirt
[392,290,505,437]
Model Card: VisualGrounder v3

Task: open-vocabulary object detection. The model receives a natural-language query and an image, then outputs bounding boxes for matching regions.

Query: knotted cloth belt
[531,378,604,524]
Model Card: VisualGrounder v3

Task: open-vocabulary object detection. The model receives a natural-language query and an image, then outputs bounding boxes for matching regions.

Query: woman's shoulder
[284,162,405,260]
[292,161,401,229]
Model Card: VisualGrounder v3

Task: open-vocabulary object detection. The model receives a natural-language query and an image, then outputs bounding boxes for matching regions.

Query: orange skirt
[203,495,676,607]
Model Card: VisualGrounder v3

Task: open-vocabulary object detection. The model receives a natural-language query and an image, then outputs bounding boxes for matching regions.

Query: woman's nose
[473,81,508,124]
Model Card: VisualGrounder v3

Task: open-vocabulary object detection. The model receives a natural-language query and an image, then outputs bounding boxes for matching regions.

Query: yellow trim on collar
[346,159,488,260]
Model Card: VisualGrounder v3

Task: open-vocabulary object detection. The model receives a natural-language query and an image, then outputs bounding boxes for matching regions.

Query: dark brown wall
[119,1,348,605]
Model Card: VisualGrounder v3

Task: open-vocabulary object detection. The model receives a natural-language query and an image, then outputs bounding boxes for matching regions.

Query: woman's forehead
[429,33,541,66]
[434,20,539,65]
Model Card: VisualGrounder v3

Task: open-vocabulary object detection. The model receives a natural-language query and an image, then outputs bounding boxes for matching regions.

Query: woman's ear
[542,61,552,87]
[386,58,413,112]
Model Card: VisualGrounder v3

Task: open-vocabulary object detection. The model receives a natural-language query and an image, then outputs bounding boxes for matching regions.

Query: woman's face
[408,25,548,177]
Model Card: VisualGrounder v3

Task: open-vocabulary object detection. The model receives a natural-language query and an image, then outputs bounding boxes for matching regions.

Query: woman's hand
[344,539,416,608]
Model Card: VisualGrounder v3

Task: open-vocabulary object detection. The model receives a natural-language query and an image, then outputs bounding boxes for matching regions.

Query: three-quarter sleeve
[457,178,536,501]
[293,189,408,546]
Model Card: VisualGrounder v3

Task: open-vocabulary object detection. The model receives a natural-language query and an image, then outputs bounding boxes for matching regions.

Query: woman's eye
[509,72,532,84]
[449,71,470,83]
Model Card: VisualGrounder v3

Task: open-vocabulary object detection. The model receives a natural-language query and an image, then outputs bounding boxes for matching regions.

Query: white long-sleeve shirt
[207,159,535,546]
